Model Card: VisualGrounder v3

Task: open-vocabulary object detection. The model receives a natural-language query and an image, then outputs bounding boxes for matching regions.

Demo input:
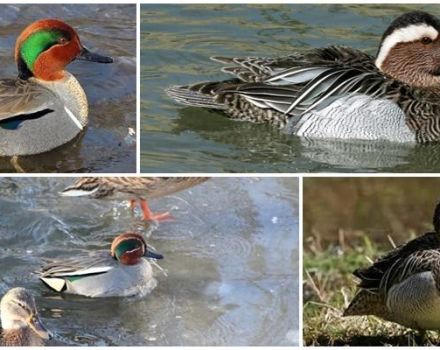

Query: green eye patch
[20,29,65,71]
[114,239,143,260]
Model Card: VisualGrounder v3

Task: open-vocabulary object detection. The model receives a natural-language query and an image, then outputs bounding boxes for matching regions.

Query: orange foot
[139,199,174,222]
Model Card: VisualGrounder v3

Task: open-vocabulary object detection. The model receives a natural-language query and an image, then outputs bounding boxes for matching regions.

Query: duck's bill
[77,47,113,64]
[29,314,52,340]
[145,250,164,260]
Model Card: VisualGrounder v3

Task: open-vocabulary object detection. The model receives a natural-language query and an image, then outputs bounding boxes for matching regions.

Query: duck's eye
[14,301,27,311]
[421,37,433,45]
[58,37,68,45]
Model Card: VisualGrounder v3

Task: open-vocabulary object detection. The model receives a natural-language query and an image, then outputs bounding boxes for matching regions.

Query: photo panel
[0,176,298,346]
[140,4,440,173]
[303,177,440,345]
[0,4,136,173]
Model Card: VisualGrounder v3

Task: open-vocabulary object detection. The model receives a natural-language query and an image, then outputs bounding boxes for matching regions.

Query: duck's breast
[386,271,440,330]
[289,94,415,143]
[0,75,88,156]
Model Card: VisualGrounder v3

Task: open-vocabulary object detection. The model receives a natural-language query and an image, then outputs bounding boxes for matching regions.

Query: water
[0,4,136,173]
[140,4,440,173]
[0,177,298,346]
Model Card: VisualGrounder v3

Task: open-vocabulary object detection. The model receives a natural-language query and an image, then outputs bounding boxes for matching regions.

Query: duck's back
[98,177,208,199]
[353,231,440,291]
[167,46,406,135]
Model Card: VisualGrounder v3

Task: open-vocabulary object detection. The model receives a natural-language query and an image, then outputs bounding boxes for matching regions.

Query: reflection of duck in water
[168,11,440,143]
[0,18,112,158]
[0,288,51,346]
[39,232,163,298]
[61,177,209,221]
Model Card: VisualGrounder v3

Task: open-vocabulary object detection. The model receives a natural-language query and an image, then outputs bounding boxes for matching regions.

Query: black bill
[77,46,113,64]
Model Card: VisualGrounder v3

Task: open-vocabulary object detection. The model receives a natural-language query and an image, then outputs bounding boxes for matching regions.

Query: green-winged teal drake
[38,232,163,298]
[0,18,113,156]
[61,177,209,221]
[344,200,440,330]
[167,11,440,143]
[0,287,51,346]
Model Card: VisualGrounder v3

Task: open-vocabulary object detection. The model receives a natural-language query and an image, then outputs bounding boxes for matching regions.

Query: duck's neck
[31,71,89,127]
[1,327,43,346]
[379,58,440,90]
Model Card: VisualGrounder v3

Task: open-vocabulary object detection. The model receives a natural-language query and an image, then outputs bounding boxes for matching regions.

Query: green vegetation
[303,232,440,346]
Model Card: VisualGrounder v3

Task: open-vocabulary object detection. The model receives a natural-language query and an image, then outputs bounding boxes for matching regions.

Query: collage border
[0,0,437,347]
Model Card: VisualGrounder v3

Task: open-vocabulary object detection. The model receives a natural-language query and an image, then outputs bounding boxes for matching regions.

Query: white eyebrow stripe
[376,24,439,70]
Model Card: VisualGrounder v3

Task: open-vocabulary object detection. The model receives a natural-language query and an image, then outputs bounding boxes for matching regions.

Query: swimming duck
[167,11,440,143]
[38,232,163,298]
[344,200,440,330]
[61,177,209,221]
[0,287,51,346]
[0,18,113,156]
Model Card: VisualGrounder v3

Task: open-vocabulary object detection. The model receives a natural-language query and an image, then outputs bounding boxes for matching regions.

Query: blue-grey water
[0,177,298,346]
[141,4,440,173]
[0,4,136,173]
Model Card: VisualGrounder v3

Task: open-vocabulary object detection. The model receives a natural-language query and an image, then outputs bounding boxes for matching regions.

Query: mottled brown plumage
[62,177,209,221]
[0,288,51,346]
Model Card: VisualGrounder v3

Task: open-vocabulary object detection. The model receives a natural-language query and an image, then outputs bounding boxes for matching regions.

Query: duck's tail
[59,178,99,197]
[165,81,228,110]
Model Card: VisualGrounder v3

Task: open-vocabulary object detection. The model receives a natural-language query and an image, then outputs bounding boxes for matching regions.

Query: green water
[140,4,440,173]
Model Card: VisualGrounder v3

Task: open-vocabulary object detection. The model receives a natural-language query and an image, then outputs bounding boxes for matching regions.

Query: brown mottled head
[0,288,51,341]
[15,18,113,81]
[376,11,440,88]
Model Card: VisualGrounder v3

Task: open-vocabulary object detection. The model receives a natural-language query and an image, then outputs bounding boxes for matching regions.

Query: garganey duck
[0,287,51,346]
[38,232,163,298]
[0,18,112,156]
[344,200,440,330]
[61,177,209,221]
[167,11,440,143]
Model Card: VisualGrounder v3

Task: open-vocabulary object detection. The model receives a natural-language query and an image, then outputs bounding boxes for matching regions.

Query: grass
[303,231,440,346]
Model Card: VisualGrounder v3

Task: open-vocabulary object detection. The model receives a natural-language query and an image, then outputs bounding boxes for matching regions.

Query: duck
[60,177,209,221]
[0,287,51,346]
[38,232,163,298]
[166,11,440,143]
[0,18,113,156]
[344,200,440,331]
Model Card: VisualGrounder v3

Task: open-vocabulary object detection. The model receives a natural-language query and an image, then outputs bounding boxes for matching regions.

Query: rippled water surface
[0,4,136,173]
[0,177,298,346]
[141,4,440,173]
